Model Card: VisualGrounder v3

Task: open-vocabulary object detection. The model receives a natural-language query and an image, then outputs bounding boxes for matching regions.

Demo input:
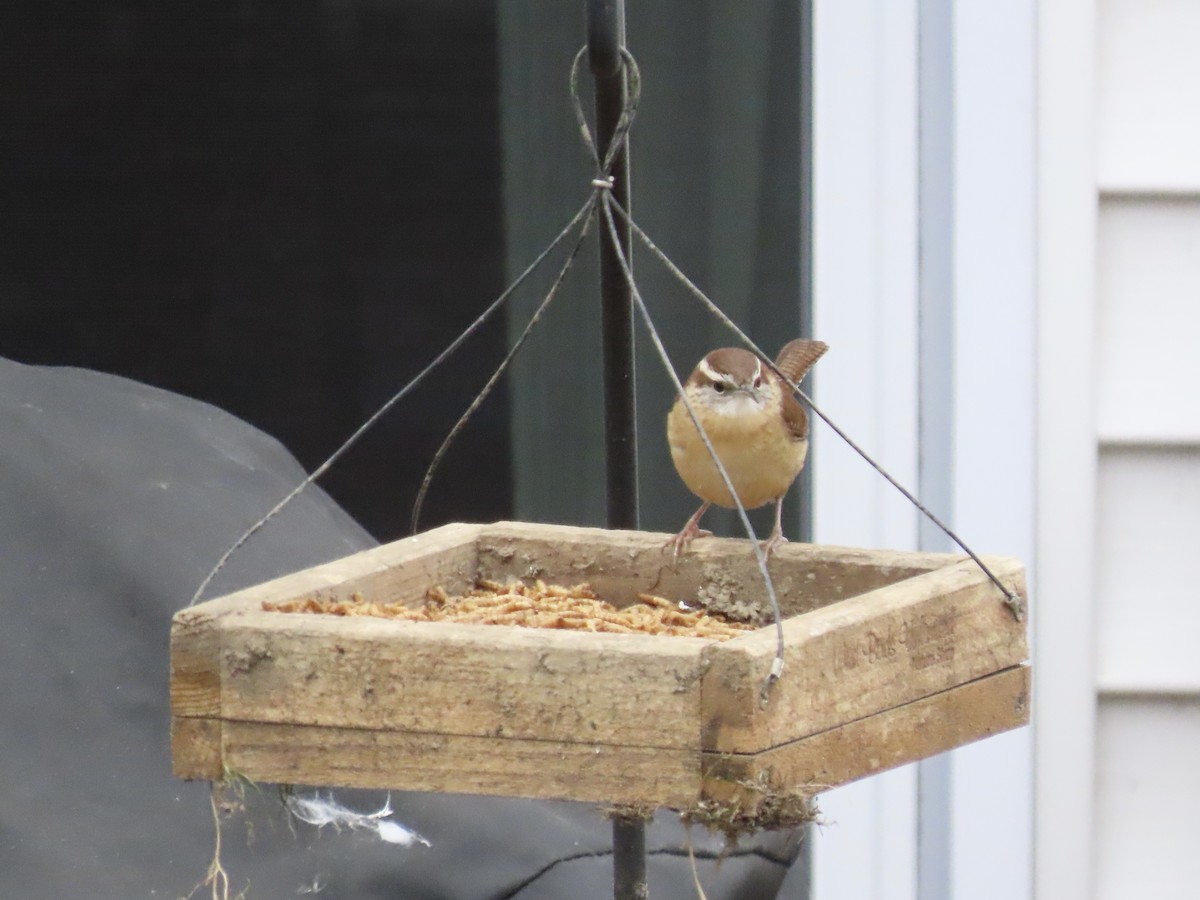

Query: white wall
[1091,3,1200,897]
[811,2,921,897]
[811,1,1200,896]
[1094,699,1200,898]
[1097,0,1200,193]
[1035,0,1099,895]
[811,1,1035,898]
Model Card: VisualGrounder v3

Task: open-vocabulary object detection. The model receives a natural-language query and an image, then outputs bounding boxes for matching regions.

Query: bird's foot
[759,530,788,561]
[664,524,713,561]
[664,502,713,561]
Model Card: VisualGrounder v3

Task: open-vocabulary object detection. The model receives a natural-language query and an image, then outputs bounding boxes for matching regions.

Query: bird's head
[685,348,777,416]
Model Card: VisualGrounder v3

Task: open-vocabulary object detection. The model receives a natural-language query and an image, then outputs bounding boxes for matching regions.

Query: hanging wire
[189,45,643,608]
[567,46,786,688]
[571,44,1021,624]
[410,195,598,533]
[605,198,1025,621]
[574,46,787,688]
[570,45,642,177]
[193,40,1022,637]
[188,197,597,606]
[597,190,787,692]
[410,46,642,535]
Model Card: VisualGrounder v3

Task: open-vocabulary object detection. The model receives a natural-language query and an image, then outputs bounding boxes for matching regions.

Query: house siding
[1094,0,1200,896]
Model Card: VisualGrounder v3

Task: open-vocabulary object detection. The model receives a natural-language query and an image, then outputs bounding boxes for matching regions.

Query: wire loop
[569,46,642,179]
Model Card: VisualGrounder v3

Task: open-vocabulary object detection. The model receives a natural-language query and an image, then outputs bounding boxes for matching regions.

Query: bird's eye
[753,376,763,388]
[712,382,726,394]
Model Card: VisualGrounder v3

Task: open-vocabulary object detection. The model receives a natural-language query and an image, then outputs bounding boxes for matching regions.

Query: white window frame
[808,1,1057,897]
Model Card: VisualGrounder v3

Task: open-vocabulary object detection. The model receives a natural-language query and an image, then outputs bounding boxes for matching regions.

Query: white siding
[811,0,1200,895]
[1096,199,1200,443]
[1091,0,1200,896]
[1096,447,1200,693]
[1095,698,1200,900]
[1098,0,1200,192]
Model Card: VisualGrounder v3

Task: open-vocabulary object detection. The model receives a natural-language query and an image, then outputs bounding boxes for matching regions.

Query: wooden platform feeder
[171,521,1029,818]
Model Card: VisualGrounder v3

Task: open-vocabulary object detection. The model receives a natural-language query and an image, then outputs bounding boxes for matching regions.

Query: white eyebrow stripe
[753,357,762,383]
[698,358,724,383]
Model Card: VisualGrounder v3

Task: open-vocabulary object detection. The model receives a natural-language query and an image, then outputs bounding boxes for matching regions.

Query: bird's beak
[736,383,764,403]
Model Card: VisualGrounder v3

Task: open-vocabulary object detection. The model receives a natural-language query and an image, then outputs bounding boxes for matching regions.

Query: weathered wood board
[171,521,1030,810]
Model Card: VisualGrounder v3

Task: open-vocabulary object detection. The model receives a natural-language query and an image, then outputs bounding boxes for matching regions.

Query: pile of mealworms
[262,578,753,640]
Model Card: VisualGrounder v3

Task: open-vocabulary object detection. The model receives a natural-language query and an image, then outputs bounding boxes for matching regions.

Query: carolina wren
[666,338,828,559]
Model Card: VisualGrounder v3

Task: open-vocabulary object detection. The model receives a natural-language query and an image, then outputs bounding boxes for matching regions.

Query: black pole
[612,815,648,900]
[587,3,644,899]
[588,0,639,533]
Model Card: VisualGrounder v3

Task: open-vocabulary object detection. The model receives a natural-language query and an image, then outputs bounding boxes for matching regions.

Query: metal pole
[587,3,644,899]
[611,815,648,900]
[587,0,639,533]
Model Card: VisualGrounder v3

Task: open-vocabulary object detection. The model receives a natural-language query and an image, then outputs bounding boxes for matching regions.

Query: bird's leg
[760,497,789,559]
[665,501,712,560]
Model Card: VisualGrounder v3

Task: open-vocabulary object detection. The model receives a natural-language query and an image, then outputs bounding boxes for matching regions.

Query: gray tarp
[0,357,803,898]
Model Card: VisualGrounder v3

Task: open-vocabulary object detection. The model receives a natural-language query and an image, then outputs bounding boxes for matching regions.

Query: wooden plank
[172,668,1028,807]
[476,520,958,620]
[702,665,1030,808]
[174,718,703,808]
[171,716,223,780]
[170,523,1031,806]
[700,557,1028,753]
[215,611,710,749]
[172,522,481,720]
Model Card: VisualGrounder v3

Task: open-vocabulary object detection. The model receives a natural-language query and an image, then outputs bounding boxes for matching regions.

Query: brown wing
[774,339,829,385]
[780,391,809,440]
[774,339,826,440]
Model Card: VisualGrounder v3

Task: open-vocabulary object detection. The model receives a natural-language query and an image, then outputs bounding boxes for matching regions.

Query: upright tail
[774,338,829,385]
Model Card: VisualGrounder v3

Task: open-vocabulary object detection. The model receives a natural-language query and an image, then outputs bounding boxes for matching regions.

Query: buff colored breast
[667,395,808,510]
